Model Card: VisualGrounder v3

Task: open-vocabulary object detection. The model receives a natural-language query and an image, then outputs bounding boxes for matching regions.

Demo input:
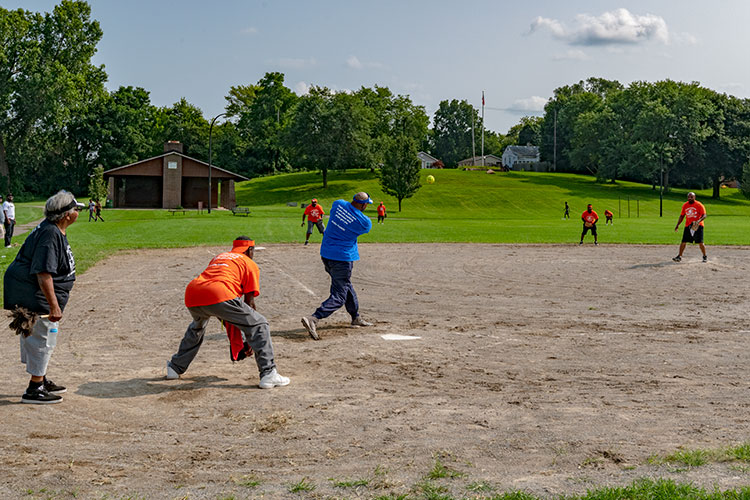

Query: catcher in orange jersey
[580,204,599,245]
[672,192,707,263]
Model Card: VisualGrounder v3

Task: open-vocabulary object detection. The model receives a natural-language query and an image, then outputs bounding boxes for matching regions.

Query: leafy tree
[232,72,298,176]
[87,165,107,201]
[379,135,421,211]
[431,99,481,167]
[0,0,105,194]
[284,87,373,188]
[741,163,750,200]
[156,98,209,159]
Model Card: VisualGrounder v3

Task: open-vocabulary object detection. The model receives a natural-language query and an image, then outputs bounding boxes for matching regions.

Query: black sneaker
[703,255,708,262]
[21,387,63,404]
[43,378,67,394]
[672,256,681,262]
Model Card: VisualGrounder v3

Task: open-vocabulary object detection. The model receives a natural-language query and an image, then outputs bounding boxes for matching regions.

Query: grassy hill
[2,169,748,285]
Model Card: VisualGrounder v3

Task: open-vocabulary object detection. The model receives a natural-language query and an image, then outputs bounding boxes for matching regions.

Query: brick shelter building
[103,142,247,209]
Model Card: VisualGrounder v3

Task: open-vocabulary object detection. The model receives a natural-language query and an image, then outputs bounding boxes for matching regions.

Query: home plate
[255,246,266,250]
[381,334,421,341]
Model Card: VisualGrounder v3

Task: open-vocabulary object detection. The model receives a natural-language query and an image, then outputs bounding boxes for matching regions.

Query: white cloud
[508,96,548,113]
[346,55,363,69]
[241,26,258,35]
[552,49,589,61]
[274,57,317,69]
[294,81,310,96]
[530,8,671,46]
[346,55,386,70]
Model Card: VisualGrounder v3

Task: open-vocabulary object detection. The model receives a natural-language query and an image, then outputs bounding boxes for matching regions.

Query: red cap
[311,198,317,203]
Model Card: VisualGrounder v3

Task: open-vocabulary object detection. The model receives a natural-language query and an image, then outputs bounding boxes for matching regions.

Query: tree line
[530,77,750,199]
[2,2,749,203]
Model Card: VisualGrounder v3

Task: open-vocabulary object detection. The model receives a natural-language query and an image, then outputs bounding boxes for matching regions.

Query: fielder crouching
[166,237,290,389]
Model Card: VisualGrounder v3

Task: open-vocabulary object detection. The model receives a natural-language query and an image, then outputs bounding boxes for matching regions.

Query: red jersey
[304,204,325,223]
[377,204,386,216]
[581,210,598,224]
[680,201,706,227]
[604,210,613,217]
[185,251,260,307]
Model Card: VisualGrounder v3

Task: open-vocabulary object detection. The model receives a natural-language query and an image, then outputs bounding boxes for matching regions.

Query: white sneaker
[259,369,290,389]
[166,362,179,380]
[301,316,319,340]
[351,316,373,327]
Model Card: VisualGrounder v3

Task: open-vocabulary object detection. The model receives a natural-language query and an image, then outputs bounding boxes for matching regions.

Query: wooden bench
[168,209,187,215]
[231,207,251,216]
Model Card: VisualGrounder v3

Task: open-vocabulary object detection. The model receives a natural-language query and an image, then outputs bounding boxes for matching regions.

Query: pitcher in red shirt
[166,237,290,389]
[580,204,599,245]
[302,198,325,246]
[376,202,386,224]
[673,192,707,262]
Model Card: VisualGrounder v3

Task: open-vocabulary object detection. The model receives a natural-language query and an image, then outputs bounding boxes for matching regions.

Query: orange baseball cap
[231,239,255,253]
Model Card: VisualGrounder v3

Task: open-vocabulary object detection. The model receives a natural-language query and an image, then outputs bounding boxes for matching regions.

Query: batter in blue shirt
[301,192,373,340]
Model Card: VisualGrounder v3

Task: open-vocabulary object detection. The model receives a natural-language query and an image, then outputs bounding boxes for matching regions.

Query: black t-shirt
[3,219,76,313]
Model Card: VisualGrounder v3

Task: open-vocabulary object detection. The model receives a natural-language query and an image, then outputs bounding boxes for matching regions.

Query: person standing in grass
[580,204,599,245]
[4,190,84,404]
[0,195,5,242]
[563,201,570,219]
[377,201,387,224]
[604,209,614,225]
[301,198,325,246]
[88,199,96,222]
[301,192,373,340]
[94,200,104,222]
[673,192,707,263]
[3,193,15,247]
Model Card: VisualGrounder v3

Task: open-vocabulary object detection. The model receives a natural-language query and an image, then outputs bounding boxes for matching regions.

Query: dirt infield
[1,243,749,499]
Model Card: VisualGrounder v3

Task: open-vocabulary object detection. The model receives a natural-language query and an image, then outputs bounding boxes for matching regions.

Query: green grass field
[2,169,749,283]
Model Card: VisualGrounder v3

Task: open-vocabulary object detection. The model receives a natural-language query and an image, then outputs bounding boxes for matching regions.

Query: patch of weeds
[415,480,450,500]
[728,442,750,462]
[370,465,396,490]
[329,477,369,488]
[216,495,238,500]
[427,457,465,479]
[621,465,637,471]
[288,476,316,493]
[254,412,291,433]
[729,464,750,474]
[373,495,411,500]
[490,492,538,500]
[466,480,495,493]
[232,473,261,488]
[580,456,604,469]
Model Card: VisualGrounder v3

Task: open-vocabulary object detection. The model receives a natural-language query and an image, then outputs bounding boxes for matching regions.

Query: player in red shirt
[166,237,290,389]
[376,202,386,224]
[302,198,325,246]
[673,192,707,262]
[579,204,599,245]
[604,209,613,225]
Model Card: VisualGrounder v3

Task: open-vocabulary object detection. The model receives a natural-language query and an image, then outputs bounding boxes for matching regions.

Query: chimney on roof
[164,141,183,153]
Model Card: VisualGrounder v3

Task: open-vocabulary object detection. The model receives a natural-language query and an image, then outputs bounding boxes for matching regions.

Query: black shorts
[682,225,704,244]
[582,224,597,236]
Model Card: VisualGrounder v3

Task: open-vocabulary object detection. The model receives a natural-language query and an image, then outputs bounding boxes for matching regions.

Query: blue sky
[7,1,750,134]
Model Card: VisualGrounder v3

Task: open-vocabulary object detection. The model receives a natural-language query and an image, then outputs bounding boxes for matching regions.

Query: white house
[502,146,540,171]
[457,154,503,168]
[417,151,441,169]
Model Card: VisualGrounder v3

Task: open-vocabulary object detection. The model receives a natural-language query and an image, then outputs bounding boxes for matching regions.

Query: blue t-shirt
[320,199,372,262]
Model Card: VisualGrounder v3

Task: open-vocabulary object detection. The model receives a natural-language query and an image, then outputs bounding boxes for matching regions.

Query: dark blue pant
[313,257,358,320]
[4,221,14,247]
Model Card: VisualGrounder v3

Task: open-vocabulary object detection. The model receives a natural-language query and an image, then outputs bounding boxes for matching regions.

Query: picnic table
[168,209,187,215]
[231,207,251,216]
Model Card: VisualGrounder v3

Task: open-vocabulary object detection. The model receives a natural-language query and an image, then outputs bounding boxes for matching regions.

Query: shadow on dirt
[75,375,252,398]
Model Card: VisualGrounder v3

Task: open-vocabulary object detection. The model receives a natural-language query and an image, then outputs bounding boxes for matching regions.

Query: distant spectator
[0,195,5,242]
[94,200,104,222]
[563,201,570,220]
[3,193,15,247]
[88,199,96,222]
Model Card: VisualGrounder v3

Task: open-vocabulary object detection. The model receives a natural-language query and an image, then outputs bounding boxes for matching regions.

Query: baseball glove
[584,221,593,228]
[690,221,700,231]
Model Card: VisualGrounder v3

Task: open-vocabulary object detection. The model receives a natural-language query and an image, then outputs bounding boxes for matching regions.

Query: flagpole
[481,91,485,167]
[471,113,476,166]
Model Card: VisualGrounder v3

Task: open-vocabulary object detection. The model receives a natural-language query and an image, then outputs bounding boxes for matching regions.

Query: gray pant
[20,317,58,377]
[169,298,276,378]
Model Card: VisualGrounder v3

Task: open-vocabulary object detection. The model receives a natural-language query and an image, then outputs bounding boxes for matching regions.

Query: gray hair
[45,190,77,223]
